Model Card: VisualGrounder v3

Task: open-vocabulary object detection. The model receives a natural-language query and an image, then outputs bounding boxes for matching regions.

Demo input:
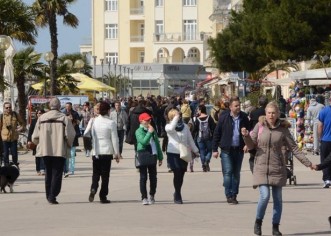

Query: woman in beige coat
[241,102,312,236]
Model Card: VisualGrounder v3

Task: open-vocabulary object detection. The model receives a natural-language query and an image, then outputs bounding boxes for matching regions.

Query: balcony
[154,32,212,42]
[130,7,144,15]
[130,35,144,42]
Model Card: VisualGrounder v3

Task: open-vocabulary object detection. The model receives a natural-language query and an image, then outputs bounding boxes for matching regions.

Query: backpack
[213,108,220,122]
[198,116,212,141]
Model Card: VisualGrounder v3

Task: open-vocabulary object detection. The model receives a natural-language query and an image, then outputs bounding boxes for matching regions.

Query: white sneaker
[149,195,155,204]
[142,198,149,205]
[323,180,331,188]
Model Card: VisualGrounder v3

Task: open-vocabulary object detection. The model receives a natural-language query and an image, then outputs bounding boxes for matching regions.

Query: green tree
[59,53,93,77]
[208,0,331,73]
[32,0,79,96]
[13,47,43,122]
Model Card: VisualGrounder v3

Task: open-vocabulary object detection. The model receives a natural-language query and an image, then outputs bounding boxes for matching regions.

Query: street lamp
[74,59,85,72]
[100,58,104,83]
[92,55,97,79]
[0,35,12,104]
[43,51,54,97]
[114,63,117,98]
[118,65,122,97]
[0,35,10,50]
[313,54,330,79]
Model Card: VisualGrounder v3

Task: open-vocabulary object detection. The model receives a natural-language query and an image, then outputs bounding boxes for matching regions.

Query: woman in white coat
[84,101,120,204]
[165,109,199,204]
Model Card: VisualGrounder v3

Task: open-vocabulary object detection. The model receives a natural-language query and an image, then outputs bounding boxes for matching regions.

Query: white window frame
[188,48,198,58]
[183,0,196,6]
[105,0,118,11]
[105,52,118,64]
[183,20,197,40]
[105,24,118,39]
[155,0,163,7]
[139,51,145,63]
[155,20,164,34]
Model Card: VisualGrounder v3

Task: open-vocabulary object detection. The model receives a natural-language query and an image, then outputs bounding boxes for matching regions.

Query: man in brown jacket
[32,98,76,204]
[0,102,25,166]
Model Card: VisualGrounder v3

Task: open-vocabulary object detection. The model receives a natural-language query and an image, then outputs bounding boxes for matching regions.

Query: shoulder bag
[135,149,157,167]
[177,131,192,163]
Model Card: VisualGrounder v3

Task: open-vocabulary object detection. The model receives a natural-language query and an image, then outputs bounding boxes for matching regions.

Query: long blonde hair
[168,108,178,121]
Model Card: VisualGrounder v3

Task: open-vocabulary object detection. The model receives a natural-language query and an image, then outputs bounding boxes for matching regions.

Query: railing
[130,35,144,42]
[154,32,212,42]
[130,7,144,15]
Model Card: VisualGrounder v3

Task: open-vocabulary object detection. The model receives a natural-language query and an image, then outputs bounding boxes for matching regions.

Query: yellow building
[81,0,242,97]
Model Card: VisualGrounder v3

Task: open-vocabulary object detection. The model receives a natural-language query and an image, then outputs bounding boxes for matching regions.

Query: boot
[254,219,262,235]
[202,164,207,172]
[272,224,282,235]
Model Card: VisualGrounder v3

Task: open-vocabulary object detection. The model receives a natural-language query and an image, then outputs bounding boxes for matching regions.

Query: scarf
[175,117,185,131]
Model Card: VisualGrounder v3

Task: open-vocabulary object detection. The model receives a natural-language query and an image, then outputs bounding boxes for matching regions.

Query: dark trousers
[83,137,92,151]
[173,169,185,200]
[35,157,45,172]
[320,141,331,181]
[139,164,157,199]
[2,141,18,166]
[248,149,257,174]
[91,155,112,200]
[44,156,65,202]
[117,130,125,155]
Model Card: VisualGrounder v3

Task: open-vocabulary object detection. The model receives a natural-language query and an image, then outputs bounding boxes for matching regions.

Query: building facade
[80,0,242,97]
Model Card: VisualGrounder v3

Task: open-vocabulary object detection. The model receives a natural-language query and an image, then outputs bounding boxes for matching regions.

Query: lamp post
[74,59,85,72]
[92,56,97,79]
[157,70,165,96]
[118,65,122,97]
[123,66,126,97]
[313,54,330,79]
[0,35,12,104]
[131,69,134,96]
[44,51,54,97]
[127,67,130,97]
[114,63,117,98]
[100,58,104,83]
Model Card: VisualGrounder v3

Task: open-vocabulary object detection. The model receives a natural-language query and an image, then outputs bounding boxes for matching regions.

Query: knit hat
[139,113,152,122]
[49,98,61,110]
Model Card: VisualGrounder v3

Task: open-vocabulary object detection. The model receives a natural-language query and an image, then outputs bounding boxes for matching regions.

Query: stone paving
[0,141,330,236]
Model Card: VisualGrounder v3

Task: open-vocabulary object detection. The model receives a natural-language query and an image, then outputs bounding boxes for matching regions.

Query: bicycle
[17,132,29,155]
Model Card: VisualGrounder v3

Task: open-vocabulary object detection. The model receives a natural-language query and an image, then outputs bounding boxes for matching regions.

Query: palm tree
[0,0,37,45]
[59,53,93,77]
[0,0,38,96]
[13,47,43,123]
[32,0,79,95]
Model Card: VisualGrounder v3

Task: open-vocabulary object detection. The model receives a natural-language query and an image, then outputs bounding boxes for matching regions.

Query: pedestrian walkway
[0,141,330,236]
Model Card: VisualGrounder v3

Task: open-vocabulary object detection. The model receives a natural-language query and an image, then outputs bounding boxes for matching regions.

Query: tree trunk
[49,11,58,96]
[16,74,26,124]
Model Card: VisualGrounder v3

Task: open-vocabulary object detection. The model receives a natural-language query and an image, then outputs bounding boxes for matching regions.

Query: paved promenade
[1,140,330,236]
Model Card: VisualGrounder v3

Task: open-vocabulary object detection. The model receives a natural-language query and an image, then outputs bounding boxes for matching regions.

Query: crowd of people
[5,92,331,235]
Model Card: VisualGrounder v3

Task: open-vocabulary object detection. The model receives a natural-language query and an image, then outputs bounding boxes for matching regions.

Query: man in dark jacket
[126,99,154,150]
[247,95,268,173]
[212,96,250,205]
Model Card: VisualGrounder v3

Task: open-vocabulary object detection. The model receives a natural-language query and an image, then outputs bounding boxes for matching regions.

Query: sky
[17,0,91,56]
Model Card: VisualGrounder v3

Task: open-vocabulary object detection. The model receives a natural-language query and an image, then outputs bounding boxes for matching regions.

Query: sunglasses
[5,107,11,109]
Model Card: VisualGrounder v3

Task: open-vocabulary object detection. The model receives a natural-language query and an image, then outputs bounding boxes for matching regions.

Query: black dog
[0,163,20,193]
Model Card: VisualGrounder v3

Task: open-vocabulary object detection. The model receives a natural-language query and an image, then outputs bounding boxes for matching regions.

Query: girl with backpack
[193,105,216,172]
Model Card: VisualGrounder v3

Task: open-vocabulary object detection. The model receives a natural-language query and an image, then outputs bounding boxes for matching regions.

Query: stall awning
[290,68,331,80]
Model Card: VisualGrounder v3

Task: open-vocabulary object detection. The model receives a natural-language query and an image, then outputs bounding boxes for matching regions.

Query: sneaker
[227,197,233,204]
[48,199,59,205]
[89,189,96,202]
[323,180,331,188]
[142,198,149,205]
[231,196,239,205]
[100,199,111,204]
[149,195,155,204]
[206,163,210,172]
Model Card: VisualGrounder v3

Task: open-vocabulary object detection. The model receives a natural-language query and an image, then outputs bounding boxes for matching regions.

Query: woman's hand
[241,128,249,137]
[148,124,154,133]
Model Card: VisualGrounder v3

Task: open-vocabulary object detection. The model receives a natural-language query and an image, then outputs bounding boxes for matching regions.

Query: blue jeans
[197,139,212,164]
[256,185,283,224]
[220,149,244,198]
[2,141,18,166]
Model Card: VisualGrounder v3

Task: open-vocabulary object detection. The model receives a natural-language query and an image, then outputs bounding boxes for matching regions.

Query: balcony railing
[154,32,211,42]
[130,35,144,42]
[130,7,144,15]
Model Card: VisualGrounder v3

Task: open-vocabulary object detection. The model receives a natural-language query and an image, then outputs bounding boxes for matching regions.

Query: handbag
[135,150,157,167]
[27,142,37,150]
[177,132,192,163]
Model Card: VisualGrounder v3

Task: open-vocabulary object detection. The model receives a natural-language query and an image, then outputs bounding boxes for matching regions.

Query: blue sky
[18,0,91,56]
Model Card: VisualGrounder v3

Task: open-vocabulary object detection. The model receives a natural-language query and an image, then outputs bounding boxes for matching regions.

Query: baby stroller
[285,150,297,185]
